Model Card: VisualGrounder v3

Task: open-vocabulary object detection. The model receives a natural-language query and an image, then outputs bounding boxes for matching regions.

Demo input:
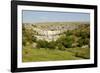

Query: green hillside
[22,22,90,62]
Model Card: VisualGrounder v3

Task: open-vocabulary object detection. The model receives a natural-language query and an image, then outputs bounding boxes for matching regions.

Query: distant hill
[23,22,89,41]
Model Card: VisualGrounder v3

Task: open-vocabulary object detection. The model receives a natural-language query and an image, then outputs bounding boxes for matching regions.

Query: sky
[22,10,90,23]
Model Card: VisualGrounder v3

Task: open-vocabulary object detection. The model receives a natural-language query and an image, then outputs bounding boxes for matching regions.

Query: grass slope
[22,46,84,62]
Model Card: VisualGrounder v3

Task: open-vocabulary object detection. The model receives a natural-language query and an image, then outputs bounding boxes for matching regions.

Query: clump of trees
[22,24,37,46]
[62,24,90,48]
[36,40,66,51]
[56,35,75,48]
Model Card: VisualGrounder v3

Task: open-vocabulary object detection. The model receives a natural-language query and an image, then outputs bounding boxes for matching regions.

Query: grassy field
[22,45,89,62]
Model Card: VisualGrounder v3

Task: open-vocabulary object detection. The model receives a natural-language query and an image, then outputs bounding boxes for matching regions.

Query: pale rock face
[33,25,78,42]
[34,29,61,41]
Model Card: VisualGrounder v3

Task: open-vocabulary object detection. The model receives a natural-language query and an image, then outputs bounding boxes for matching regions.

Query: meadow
[22,45,89,62]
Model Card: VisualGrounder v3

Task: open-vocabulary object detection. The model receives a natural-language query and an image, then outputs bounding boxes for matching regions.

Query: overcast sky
[22,10,90,23]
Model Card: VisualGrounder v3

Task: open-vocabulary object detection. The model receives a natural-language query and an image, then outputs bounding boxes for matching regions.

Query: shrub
[48,41,56,49]
[56,35,75,48]
[77,37,90,47]
[36,40,49,48]
[56,43,66,51]
[32,36,37,42]
[64,30,73,36]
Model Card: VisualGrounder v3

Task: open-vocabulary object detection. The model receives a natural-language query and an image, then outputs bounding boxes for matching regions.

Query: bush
[56,43,66,51]
[48,41,56,49]
[36,40,49,48]
[64,30,73,36]
[36,40,56,49]
[56,35,75,48]
[32,36,37,42]
[77,37,90,47]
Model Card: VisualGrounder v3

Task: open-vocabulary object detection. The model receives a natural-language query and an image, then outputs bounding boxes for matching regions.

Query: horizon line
[22,21,90,24]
